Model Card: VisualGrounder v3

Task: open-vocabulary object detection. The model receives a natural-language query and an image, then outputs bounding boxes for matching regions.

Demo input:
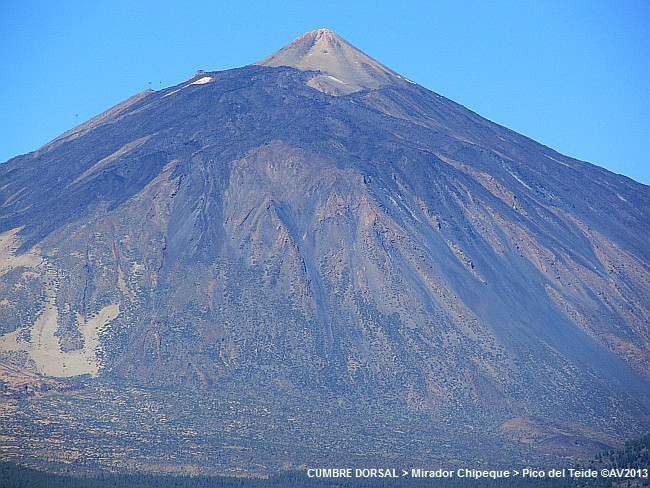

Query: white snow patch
[162,88,182,98]
[508,170,532,190]
[191,76,213,85]
[162,76,212,98]
[327,75,347,84]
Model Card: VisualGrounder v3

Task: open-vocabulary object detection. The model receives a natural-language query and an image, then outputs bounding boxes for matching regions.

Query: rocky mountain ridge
[0,29,648,473]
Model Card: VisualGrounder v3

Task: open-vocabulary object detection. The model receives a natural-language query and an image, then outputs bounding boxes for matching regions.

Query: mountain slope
[255,28,405,95]
[0,29,648,473]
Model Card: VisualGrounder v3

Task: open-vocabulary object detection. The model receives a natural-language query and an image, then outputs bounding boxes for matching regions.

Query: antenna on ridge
[75,113,79,126]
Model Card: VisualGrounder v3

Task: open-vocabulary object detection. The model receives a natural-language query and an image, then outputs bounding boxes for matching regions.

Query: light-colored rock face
[255,28,404,95]
[0,228,120,378]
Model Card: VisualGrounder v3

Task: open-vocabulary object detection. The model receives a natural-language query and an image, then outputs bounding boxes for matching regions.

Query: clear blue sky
[1,0,648,184]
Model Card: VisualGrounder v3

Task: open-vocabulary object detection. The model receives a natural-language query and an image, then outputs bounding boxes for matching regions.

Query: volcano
[0,29,648,475]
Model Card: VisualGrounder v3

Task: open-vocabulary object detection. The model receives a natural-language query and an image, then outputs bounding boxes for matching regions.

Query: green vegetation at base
[594,433,650,471]
[1,434,647,487]
[0,463,566,488]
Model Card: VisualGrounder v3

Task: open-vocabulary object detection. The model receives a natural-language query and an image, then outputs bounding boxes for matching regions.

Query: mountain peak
[255,28,403,95]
